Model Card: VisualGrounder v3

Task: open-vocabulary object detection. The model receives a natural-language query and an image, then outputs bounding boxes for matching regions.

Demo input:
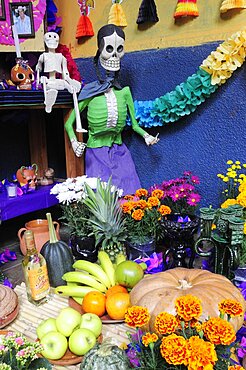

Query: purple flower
[191,175,200,184]
[237,336,246,358]
[187,193,201,206]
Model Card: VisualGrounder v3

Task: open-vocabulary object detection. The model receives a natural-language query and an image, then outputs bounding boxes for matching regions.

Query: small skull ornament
[11,59,35,90]
[44,31,59,49]
[99,31,125,71]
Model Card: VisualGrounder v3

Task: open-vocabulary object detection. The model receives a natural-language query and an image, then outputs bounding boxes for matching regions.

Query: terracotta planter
[18,219,60,254]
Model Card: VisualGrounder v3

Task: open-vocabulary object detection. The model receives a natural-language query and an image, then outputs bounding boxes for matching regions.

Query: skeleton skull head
[44,32,59,50]
[11,59,34,90]
[98,26,125,72]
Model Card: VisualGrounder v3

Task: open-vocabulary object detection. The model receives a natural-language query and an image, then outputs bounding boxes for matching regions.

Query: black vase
[70,235,98,262]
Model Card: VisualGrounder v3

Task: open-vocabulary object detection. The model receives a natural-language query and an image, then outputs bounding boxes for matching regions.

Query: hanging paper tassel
[220,0,246,13]
[108,1,127,27]
[136,0,159,24]
[174,0,199,19]
[76,0,94,39]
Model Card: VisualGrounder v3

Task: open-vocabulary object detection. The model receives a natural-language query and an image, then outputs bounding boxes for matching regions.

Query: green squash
[80,340,131,370]
[40,213,74,287]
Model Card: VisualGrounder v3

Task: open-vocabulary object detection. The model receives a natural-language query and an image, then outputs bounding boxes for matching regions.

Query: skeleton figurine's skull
[44,32,59,50]
[98,28,125,72]
[11,59,34,90]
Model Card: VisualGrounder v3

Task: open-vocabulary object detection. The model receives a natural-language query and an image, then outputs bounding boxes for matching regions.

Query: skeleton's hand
[71,138,87,157]
[144,133,160,146]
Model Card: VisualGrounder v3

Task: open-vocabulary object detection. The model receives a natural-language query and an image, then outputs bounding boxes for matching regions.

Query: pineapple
[83,178,127,262]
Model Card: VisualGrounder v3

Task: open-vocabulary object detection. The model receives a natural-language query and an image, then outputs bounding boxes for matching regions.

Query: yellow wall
[57,0,246,58]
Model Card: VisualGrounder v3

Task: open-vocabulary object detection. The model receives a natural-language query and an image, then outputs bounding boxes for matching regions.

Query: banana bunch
[54,251,127,302]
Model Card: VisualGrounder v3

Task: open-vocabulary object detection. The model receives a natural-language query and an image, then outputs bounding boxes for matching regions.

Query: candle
[12,24,21,58]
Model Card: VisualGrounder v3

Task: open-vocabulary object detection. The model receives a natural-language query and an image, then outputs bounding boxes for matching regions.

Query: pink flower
[17,349,26,357]
[15,337,25,345]
[187,193,201,206]
[191,175,200,184]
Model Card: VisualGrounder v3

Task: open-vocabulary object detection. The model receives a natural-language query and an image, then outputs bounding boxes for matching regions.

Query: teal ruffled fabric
[128,68,218,128]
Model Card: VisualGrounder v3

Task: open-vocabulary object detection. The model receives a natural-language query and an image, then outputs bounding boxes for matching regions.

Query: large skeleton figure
[65,24,159,194]
[36,32,85,132]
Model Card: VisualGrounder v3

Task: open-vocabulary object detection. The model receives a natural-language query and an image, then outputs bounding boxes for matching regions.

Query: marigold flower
[160,334,189,365]
[187,336,217,370]
[237,192,246,208]
[202,317,236,345]
[124,195,134,200]
[218,299,243,317]
[121,202,134,214]
[239,181,246,193]
[154,312,178,335]
[158,205,171,216]
[175,295,202,321]
[221,198,238,208]
[244,223,246,235]
[125,306,150,328]
[132,209,145,221]
[141,332,158,347]
[176,316,198,329]
[151,189,164,199]
[228,365,244,370]
[135,188,148,198]
[136,199,148,209]
[147,196,159,207]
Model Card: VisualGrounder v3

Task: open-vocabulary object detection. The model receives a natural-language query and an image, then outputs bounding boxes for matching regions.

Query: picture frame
[9,2,35,38]
[0,0,6,21]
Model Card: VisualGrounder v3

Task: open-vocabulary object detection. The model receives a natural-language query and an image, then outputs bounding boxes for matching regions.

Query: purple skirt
[85,143,141,195]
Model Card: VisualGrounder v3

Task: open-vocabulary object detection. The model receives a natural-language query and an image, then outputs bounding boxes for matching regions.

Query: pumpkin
[40,213,74,287]
[80,340,131,370]
[130,267,246,332]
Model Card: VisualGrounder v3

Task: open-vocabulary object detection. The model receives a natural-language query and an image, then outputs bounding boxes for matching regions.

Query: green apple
[68,328,96,356]
[40,331,68,360]
[36,318,58,340]
[56,307,81,337]
[80,313,102,338]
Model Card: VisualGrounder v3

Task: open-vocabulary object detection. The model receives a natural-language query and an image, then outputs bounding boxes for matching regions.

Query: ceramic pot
[18,219,60,255]
[70,235,97,262]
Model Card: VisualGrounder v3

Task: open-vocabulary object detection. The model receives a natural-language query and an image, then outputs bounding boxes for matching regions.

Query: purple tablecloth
[0,185,59,221]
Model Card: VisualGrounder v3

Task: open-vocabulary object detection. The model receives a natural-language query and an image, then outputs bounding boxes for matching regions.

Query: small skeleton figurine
[36,32,86,132]
[65,24,159,194]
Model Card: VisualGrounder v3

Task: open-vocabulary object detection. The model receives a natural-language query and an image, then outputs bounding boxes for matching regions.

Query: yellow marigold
[132,209,145,221]
[124,195,134,200]
[187,336,217,370]
[160,334,189,365]
[125,306,150,328]
[194,322,203,333]
[175,295,202,321]
[202,317,236,345]
[237,192,246,208]
[218,299,243,317]
[154,312,178,335]
[135,188,148,198]
[228,365,244,370]
[136,199,148,209]
[244,223,246,235]
[141,332,158,347]
[239,181,246,193]
[158,205,172,216]
[151,189,164,199]
[211,224,216,230]
[147,196,159,207]
[221,198,238,208]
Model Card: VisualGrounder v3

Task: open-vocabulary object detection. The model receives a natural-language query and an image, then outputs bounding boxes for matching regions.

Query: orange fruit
[105,285,128,298]
[106,292,130,320]
[82,291,106,317]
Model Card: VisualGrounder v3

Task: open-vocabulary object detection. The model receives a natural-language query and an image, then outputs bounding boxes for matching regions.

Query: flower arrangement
[50,176,98,238]
[0,331,51,370]
[124,295,244,370]
[149,171,201,215]
[120,188,172,244]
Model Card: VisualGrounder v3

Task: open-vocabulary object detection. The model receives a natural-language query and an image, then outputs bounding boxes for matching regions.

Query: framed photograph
[0,0,6,21]
[9,2,35,38]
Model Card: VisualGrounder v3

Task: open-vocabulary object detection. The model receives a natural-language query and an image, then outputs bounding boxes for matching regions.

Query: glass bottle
[22,230,50,305]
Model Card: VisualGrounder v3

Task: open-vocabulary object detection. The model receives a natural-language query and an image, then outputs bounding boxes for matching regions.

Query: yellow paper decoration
[220,0,246,13]
[108,3,127,27]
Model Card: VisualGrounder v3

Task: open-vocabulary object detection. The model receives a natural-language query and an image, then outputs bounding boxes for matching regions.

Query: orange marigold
[176,316,198,329]
[135,188,148,198]
[124,195,134,200]
[158,205,172,216]
[218,299,243,317]
[228,365,244,370]
[160,334,189,366]
[151,189,164,199]
[147,196,160,207]
[137,199,148,209]
[132,209,145,221]
[187,336,217,370]
[121,202,134,214]
[154,312,178,335]
[202,317,236,345]
[125,306,150,328]
[175,295,202,321]
[142,332,158,347]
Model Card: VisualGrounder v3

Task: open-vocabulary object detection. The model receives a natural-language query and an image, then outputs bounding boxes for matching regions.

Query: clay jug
[18,219,60,255]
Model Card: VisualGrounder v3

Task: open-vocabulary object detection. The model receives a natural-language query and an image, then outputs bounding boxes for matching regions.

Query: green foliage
[60,200,93,238]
